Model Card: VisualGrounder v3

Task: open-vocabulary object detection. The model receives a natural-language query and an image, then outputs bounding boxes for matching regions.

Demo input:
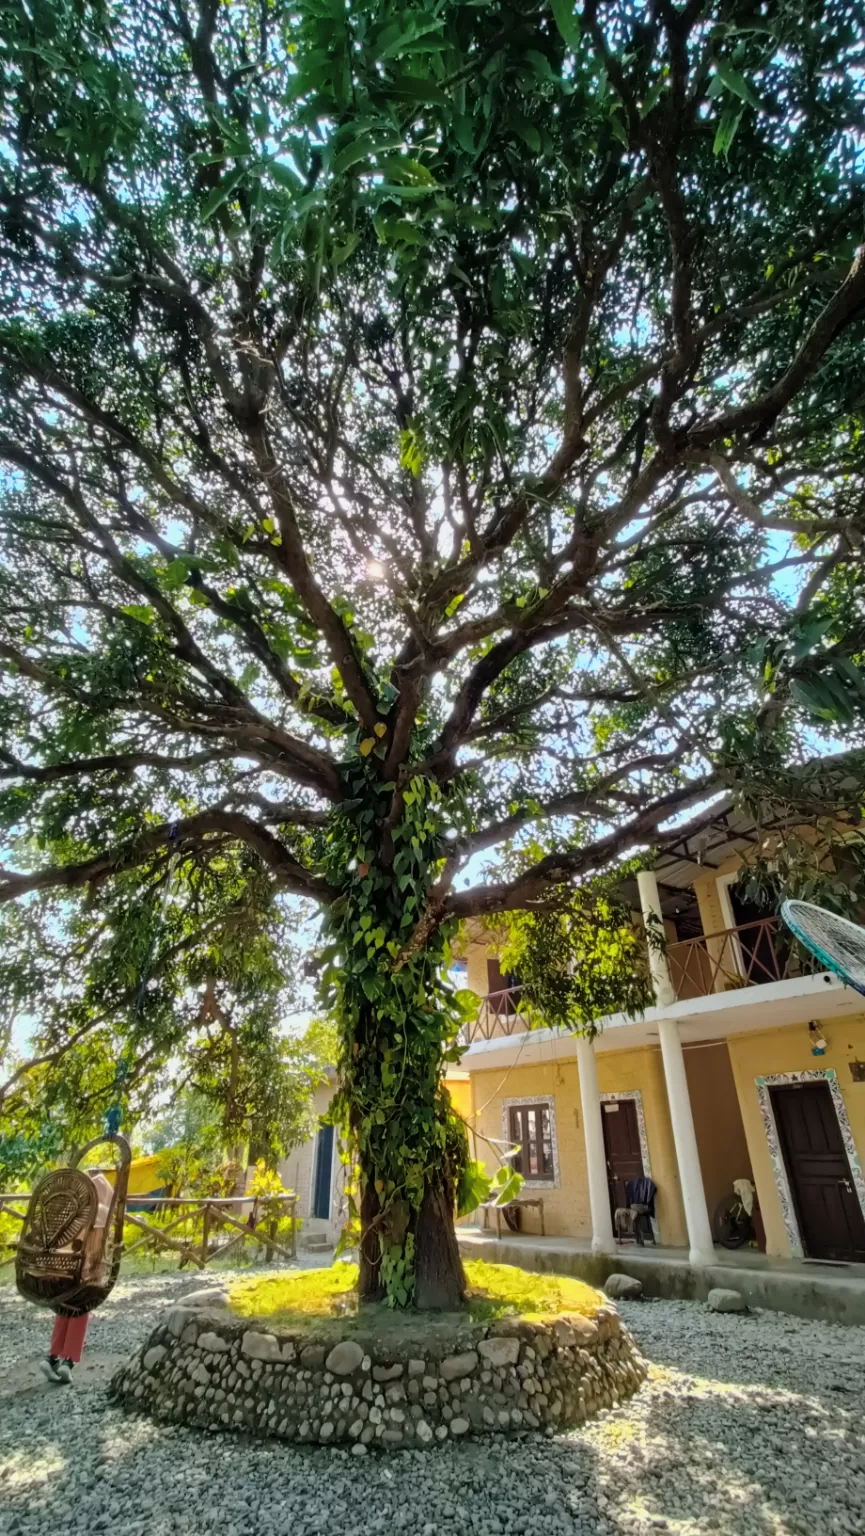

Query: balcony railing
[667,915,818,1000]
[458,916,822,1047]
[459,986,529,1047]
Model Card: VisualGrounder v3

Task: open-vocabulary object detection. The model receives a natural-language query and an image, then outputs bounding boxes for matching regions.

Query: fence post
[201,1204,211,1267]
[265,1217,277,1263]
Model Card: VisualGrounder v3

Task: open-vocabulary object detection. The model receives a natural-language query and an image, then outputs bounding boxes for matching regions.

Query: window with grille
[508,1102,555,1181]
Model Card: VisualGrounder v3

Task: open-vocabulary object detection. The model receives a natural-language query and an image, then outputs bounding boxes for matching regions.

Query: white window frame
[501,1094,559,1188]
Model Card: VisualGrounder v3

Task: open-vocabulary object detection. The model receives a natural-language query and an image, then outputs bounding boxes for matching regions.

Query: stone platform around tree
[109,1296,648,1450]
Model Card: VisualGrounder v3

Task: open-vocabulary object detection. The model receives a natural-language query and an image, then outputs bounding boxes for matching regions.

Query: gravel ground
[1,1271,863,1536]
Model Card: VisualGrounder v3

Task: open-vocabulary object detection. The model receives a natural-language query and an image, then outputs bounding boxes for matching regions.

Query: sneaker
[56,1360,73,1384]
[39,1357,62,1384]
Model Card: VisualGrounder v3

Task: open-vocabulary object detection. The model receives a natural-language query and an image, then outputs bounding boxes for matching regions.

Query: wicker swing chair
[16,1134,132,1318]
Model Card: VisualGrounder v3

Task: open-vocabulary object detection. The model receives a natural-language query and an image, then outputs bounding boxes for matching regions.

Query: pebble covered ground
[1,1268,863,1536]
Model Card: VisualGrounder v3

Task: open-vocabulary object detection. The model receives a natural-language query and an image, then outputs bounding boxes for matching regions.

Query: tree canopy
[1,0,864,1303]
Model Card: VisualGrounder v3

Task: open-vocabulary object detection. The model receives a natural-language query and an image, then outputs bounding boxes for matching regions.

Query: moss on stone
[228,1260,603,1331]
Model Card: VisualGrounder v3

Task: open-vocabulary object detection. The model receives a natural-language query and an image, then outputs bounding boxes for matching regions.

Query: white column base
[689,1247,715,1267]
[592,1234,617,1257]
[575,1034,617,1257]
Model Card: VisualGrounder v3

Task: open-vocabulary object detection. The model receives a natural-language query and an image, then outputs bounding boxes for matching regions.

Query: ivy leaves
[320,756,470,1304]
[752,604,865,729]
[500,881,654,1035]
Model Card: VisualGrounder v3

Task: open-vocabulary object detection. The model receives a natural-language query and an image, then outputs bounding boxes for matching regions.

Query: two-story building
[456,798,865,1270]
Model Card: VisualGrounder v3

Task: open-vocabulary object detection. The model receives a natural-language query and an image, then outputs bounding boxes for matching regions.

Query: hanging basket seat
[16,1134,132,1318]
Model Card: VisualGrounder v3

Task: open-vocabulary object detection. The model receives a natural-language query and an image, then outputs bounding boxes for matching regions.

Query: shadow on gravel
[619,1305,863,1396]
[0,1401,613,1536]
[2,1291,864,1536]
[611,1369,865,1536]
[5,1371,852,1536]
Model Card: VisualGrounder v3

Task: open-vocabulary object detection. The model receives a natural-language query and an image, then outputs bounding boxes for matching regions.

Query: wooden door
[311,1124,334,1221]
[601,1099,644,1217]
[770,1082,865,1263]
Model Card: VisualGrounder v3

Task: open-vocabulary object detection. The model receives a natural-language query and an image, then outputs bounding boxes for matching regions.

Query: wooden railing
[0,1192,297,1272]
[459,986,529,1047]
[667,916,817,999]
[457,916,822,1045]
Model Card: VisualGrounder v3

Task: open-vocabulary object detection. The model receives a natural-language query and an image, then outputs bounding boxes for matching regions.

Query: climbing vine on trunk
[321,759,472,1309]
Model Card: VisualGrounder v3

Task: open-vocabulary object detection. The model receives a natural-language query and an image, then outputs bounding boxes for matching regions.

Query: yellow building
[456,803,865,1269]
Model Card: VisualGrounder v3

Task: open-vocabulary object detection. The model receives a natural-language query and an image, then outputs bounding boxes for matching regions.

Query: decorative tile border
[755,1069,865,1258]
[599,1090,659,1242]
[502,1094,560,1187]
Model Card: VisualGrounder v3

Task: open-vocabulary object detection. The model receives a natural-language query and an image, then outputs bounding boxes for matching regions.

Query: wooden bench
[479,1196,545,1239]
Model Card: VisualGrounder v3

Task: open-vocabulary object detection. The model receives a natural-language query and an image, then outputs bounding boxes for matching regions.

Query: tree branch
[447,778,721,918]
[0,811,334,905]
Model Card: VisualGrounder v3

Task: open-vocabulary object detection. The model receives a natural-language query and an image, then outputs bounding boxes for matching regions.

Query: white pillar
[637,869,677,1008]
[658,1017,714,1266]
[575,1034,616,1256]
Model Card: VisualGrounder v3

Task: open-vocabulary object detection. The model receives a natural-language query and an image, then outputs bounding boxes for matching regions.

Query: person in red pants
[40,1315,90,1384]
[39,1168,113,1386]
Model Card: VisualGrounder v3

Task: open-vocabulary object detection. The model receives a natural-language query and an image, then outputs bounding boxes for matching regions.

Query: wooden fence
[0,1192,298,1271]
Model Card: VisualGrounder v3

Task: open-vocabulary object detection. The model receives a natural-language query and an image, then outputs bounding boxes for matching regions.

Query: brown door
[770,1082,865,1263]
[601,1099,644,1218]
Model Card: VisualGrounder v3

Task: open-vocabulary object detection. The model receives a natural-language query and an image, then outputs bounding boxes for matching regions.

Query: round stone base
[110,1300,648,1449]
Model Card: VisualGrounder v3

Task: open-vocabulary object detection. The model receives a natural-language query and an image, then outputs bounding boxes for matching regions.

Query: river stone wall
[109,1301,648,1452]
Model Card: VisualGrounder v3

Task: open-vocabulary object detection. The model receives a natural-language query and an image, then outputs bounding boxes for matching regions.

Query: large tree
[1,0,864,1307]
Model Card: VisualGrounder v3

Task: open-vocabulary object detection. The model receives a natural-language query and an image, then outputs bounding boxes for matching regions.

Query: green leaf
[333,134,379,176]
[791,616,834,660]
[199,165,246,222]
[511,114,542,154]
[162,559,190,591]
[713,61,762,111]
[494,1169,524,1206]
[379,156,437,187]
[453,115,476,155]
[610,113,629,148]
[639,72,666,118]
[550,0,581,48]
[790,677,836,717]
[457,1159,493,1217]
[713,106,743,158]
[270,158,303,193]
[835,658,865,694]
[389,74,448,107]
[332,232,359,267]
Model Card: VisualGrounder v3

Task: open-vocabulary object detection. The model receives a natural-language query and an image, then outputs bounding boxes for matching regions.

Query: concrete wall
[596,1044,688,1247]
[469,1056,588,1240]
[446,1073,473,1124]
[683,1042,754,1223]
[279,1082,344,1240]
[466,938,494,998]
[727,1013,865,1258]
[467,1043,689,1247]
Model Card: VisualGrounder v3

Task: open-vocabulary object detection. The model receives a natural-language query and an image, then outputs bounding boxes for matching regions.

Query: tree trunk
[357,1159,466,1309]
[358,1176,385,1303]
[414,1174,466,1311]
